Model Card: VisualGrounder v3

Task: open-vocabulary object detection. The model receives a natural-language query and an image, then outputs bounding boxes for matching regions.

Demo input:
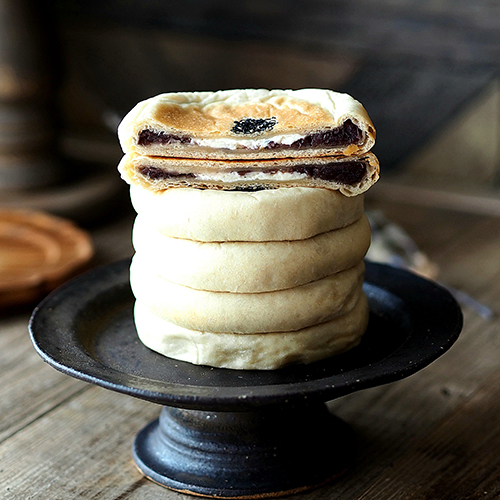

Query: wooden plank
[316,304,498,497]
[367,194,500,320]
[51,4,500,174]
[0,314,88,443]
[0,386,164,500]
[336,367,500,500]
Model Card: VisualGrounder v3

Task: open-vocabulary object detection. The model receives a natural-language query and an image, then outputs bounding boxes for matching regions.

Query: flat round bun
[132,214,371,292]
[130,259,364,334]
[130,184,364,242]
[133,292,369,370]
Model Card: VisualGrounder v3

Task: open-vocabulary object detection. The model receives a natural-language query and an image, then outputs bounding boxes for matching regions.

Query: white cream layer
[192,133,304,150]
[194,170,308,183]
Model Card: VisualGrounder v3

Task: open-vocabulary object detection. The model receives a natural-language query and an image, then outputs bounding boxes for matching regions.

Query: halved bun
[119,151,379,196]
[118,89,375,160]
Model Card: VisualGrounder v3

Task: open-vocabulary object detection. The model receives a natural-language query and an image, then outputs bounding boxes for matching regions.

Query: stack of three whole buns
[118,89,379,370]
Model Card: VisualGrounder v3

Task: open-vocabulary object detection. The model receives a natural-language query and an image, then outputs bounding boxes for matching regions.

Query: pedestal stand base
[30,260,463,498]
[133,402,355,499]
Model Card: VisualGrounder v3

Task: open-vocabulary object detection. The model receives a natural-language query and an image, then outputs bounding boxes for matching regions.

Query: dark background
[30,1,500,189]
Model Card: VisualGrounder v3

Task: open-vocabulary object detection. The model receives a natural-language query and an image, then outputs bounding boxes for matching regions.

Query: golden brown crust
[150,98,334,135]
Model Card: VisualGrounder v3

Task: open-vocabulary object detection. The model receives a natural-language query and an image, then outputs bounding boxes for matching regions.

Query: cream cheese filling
[194,170,309,182]
[191,133,304,150]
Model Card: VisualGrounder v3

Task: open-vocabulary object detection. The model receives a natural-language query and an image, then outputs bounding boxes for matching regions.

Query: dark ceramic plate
[29,259,462,411]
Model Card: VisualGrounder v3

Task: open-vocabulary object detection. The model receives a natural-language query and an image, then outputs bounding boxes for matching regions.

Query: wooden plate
[0,209,93,308]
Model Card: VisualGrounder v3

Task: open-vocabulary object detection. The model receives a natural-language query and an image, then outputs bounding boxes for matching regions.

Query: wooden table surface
[1,182,499,500]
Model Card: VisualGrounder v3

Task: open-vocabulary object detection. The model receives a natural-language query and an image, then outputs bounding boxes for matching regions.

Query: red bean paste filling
[138,166,195,180]
[138,161,366,186]
[137,120,363,148]
[137,130,191,146]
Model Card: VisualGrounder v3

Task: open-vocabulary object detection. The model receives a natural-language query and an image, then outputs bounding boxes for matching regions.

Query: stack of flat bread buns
[118,89,379,370]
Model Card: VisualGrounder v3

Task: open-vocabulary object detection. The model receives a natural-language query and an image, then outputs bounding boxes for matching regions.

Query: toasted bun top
[118,88,375,155]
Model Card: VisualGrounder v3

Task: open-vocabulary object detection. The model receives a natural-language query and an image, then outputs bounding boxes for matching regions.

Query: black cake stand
[29,259,462,498]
